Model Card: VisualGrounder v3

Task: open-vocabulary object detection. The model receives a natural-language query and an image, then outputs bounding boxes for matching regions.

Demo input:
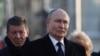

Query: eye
[55,20,61,23]
[19,31,25,34]
[63,21,68,24]
[11,31,17,34]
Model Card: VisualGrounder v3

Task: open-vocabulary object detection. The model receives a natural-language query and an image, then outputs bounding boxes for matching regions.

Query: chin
[58,35,65,38]
[15,44,23,47]
[59,34,65,36]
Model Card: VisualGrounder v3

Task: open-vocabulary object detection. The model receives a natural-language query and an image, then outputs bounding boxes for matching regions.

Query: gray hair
[47,9,57,19]
[47,9,70,20]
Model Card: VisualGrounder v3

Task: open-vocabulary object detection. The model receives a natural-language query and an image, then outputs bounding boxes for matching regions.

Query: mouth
[58,30,65,33]
[14,40,22,44]
[15,41,21,44]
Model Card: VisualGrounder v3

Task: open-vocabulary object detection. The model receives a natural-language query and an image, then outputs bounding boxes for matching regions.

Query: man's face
[7,24,28,47]
[46,10,70,40]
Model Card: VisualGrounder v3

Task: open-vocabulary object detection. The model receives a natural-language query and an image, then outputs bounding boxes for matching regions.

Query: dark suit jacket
[24,34,86,56]
[92,51,100,56]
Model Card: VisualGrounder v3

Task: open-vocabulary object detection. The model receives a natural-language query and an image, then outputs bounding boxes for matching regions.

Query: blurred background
[0,0,100,53]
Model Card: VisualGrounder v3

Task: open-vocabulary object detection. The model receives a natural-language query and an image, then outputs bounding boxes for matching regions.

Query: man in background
[0,16,29,56]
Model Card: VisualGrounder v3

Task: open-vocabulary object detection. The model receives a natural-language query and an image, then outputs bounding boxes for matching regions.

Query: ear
[46,19,50,32]
[46,19,49,26]
[26,28,29,37]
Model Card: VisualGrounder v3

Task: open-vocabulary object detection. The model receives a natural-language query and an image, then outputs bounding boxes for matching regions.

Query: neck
[49,33,64,41]
[55,37,64,42]
[86,52,91,56]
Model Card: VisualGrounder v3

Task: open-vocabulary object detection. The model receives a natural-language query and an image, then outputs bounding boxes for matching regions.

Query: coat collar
[43,34,71,56]
[4,36,29,49]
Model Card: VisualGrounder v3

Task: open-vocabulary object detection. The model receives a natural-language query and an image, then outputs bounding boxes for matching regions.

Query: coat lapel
[43,34,57,56]
[64,38,74,56]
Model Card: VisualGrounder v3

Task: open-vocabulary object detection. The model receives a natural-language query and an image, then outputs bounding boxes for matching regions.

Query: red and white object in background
[0,41,3,49]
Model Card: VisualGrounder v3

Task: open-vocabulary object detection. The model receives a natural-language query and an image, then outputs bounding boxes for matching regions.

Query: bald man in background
[24,9,86,56]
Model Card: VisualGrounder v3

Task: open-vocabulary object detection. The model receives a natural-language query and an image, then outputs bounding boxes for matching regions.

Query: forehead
[8,24,26,31]
[50,9,70,21]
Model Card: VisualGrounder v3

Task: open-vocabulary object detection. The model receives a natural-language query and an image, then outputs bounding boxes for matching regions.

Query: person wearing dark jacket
[23,9,86,56]
[92,51,100,56]
[68,31,93,56]
[0,16,29,56]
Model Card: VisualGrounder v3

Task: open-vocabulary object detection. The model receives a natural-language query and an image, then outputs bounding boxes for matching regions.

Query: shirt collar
[49,34,64,46]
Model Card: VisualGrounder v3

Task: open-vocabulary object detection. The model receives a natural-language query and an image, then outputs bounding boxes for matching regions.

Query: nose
[59,23,64,29]
[16,33,21,38]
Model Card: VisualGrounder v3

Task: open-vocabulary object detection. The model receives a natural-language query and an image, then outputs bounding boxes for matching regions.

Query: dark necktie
[57,42,64,56]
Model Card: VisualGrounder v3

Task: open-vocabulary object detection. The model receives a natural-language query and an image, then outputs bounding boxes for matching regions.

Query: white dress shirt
[49,34,65,54]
